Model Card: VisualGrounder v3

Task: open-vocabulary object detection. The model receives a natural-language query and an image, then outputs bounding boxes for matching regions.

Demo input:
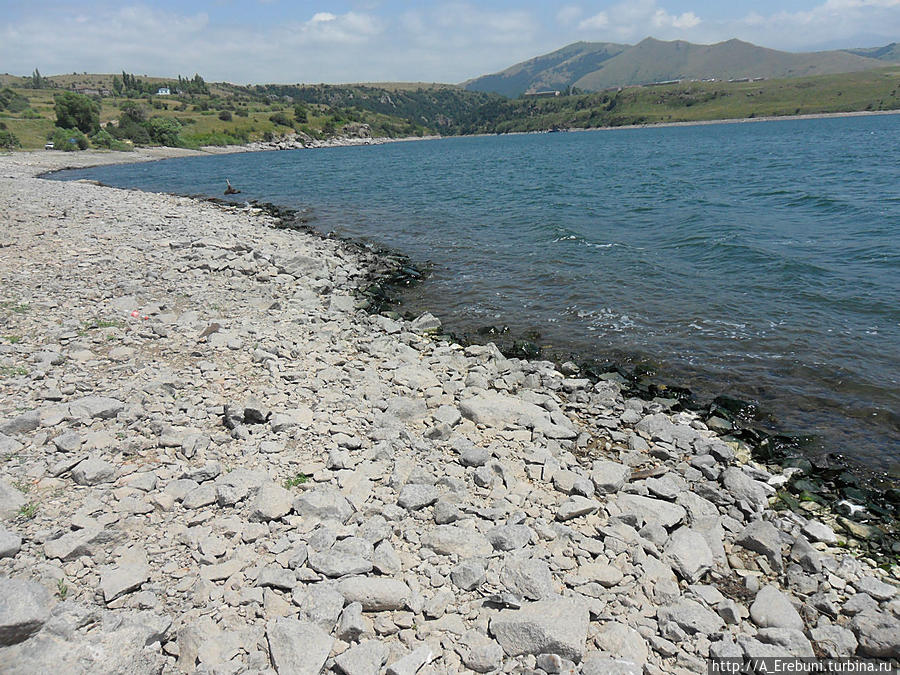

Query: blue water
[53,115,900,470]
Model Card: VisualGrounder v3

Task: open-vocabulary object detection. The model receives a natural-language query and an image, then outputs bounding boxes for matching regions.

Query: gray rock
[801,519,837,544]
[43,527,119,561]
[67,396,124,420]
[181,483,216,509]
[852,610,900,658]
[490,597,589,662]
[295,584,345,632]
[421,525,493,557]
[372,540,402,576]
[52,431,83,453]
[0,479,26,520]
[593,623,648,665]
[486,524,533,551]
[385,645,434,675]
[580,652,643,675]
[308,537,374,578]
[757,627,815,657]
[256,566,296,591]
[591,461,630,494]
[451,558,486,591]
[664,527,713,583]
[336,601,365,642]
[397,484,439,511]
[500,555,557,600]
[459,446,492,468]
[0,526,22,558]
[615,493,686,528]
[657,598,725,635]
[461,630,504,673]
[249,483,294,522]
[750,585,804,631]
[556,496,600,521]
[0,411,40,436]
[811,623,858,657]
[736,520,783,570]
[853,576,897,602]
[100,547,150,603]
[721,467,769,512]
[0,577,53,646]
[334,639,390,675]
[410,312,442,334]
[294,487,354,524]
[459,391,576,438]
[578,560,624,588]
[336,576,410,611]
[266,617,333,675]
[70,456,115,485]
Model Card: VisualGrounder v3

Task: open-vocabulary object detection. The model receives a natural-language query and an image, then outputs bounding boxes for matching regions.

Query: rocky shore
[0,150,897,674]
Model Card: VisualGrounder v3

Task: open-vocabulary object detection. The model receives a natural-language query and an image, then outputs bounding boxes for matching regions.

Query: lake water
[53,115,900,470]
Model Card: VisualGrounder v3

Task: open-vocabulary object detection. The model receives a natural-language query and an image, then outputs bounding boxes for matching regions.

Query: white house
[156,87,171,96]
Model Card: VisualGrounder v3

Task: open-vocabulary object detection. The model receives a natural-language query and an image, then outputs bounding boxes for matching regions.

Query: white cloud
[556,5,583,26]
[578,0,702,40]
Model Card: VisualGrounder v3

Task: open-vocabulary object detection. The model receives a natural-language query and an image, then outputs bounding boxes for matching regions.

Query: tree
[54,92,100,134]
[31,68,44,88]
[146,117,182,146]
[112,75,123,95]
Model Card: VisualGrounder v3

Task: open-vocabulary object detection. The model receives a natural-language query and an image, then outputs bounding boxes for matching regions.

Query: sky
[2,1,899,84]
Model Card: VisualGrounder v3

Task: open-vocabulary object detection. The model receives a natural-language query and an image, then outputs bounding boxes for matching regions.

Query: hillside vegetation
[467,37,900,97]
[0,65,898,151]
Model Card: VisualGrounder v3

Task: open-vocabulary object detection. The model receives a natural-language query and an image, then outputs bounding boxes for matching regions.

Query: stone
[664,527,713,583]
[336,576,410,611]
[578,560,624,588]
[657,598,725,635]
[614,493,686,528]
[736,520,783,570]
[500,555,557,600]
[336,602,366,642]
[43,527,118,561]
[397,484,439,511]
[853,576,897,602]
[593,623,648,666]
[385,645,433,675]
[811,624,858,657]
[580,652,643,675]
[0,526,22,558]
[295,584,345,631]
[721,467,769,512]
[459,390,576,438]
[334,639,390,675]
[852,610,900,658]
[70,456,115,485]
[0,480,26,520]
[490,598,589,662]
[421,525,493,557]
[308,537,374,578]
[556,496,600,521]
[757,628,815,657]
[294,487,354,524]
[181,484,216,509]
[372,540,402,576]
[750,585,804,631]
[249,483,294,522]
[801,519,837,544]
[461,630,504,673]
[266,617,333,675]
[451,559,486,591]
[591,461,630,494]
[486,524,532,551]
[0,577,53,646]
[100,546,150,603]
[256,566,296,591]
[67,396,124,420]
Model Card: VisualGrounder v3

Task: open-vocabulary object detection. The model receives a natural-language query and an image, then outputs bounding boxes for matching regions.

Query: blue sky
[2,1,898,83]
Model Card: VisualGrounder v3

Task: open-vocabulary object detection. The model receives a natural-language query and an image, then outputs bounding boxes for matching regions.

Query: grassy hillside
[464,42,626,97]
[844,43,900,62]
[454,67,900,134]
[466,37,896,96]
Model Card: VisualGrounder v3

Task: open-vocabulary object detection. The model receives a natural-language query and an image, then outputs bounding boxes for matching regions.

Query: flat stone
[308,537,374,578]
[294,487,354,524]
[461,630,504,673]
[451,558,486,591]
[593,622,648,666]
[200,558,245,582]
[486,524,533,551]
[853,576,897,602]
[397,484,439,511]
[0,526,22,558]
[581,652,643,675]
[266,617,332,675]
[334,639,390,675]
[664,527,713,583]
[852,610,900,658]
[721,467,769,512]
[100,546,150,603]
[0,479,26,520]
[295,584,346,632]
[256,566,296,591]
[615,493,686,528]
[0,577,53,646]
[657,598,725,635]
[66,396,125,420]
[490,597,589,662]
[336,576,410,611]
[249,482,294,522]
[43,527,119,561]
[578,560,624,588]
[591,461,630,494]
[801,519,837,544]
[811,624,858,657]
[70,456,115,485]
[556,496,600,521]
[421,524,493,557]
[459,391,576,438]
[750,585,804,631]
[736,519,783,570]
[386,645,434,675]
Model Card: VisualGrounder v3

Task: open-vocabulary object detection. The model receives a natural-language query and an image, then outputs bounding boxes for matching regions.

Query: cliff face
[0,150,896,673]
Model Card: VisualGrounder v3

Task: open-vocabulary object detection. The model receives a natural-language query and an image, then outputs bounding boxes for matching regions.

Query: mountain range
[464,38,900,97]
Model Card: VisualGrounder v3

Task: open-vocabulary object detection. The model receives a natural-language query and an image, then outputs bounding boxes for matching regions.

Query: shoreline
[0,150,897,673]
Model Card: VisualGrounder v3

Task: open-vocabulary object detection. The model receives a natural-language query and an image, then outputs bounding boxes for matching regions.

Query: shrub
[146,117,182,146]
[50,127,89,151]
[269,112,291,127]
[54,92,100,134]
[90,128,132,151]
[0,129,20,149]
[218,110,232,121]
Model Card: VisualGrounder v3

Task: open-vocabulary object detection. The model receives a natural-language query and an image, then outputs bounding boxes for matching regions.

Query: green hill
[844,43,900,62]
[466,37,895,96]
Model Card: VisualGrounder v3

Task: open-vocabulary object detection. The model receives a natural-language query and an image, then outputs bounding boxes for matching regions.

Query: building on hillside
[72,86,111,96]
[523,90,561,98]
[157,87,171,96]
